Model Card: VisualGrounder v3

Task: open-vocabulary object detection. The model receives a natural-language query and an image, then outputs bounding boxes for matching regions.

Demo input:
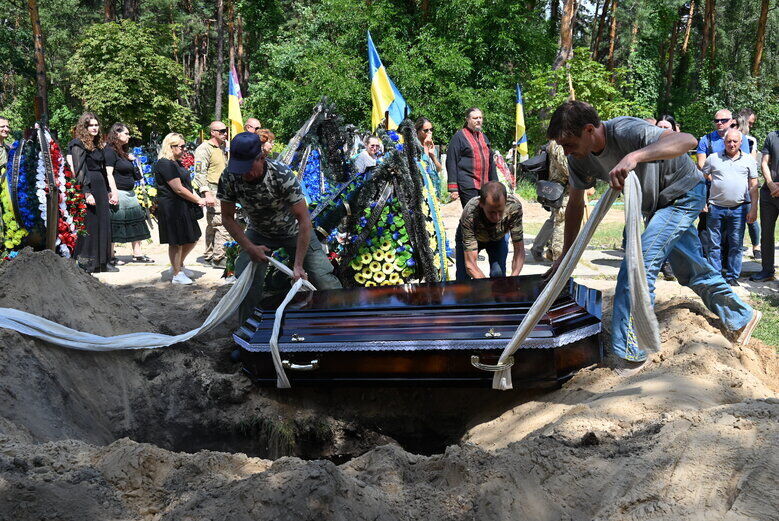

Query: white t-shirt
[703,151,758,207]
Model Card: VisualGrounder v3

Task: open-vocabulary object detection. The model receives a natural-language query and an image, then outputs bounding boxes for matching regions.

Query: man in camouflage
[194,121,230,268]
[455,181,525,280]
[531,140,569,262]
[218,131,342,323]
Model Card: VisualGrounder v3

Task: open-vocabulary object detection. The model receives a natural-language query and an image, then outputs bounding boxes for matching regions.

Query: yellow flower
[380,239,392,251]
[383,250,396,262]
[388,272,401,285]
[382,262,394,275]
[349,259,363,271]
[372,249,385,262]
[373,271,386,283]
[360,252,372,264]
[365,281,376,287]
[354,272,367,284]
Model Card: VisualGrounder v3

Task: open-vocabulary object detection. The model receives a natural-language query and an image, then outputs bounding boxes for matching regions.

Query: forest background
[0,0,776,152]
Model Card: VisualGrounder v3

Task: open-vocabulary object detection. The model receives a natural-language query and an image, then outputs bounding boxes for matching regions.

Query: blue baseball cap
[227,131,262,174]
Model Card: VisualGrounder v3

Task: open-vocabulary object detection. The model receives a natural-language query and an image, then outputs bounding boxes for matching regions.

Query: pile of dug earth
[0,250,776,520]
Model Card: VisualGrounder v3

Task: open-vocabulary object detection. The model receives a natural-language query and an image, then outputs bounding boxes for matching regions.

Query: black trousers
[758,188,779,274]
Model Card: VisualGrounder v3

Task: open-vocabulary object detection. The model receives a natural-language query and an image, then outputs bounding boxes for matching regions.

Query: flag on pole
[228,65,244,136]
[515,84,528,162]
[368,31,409,131]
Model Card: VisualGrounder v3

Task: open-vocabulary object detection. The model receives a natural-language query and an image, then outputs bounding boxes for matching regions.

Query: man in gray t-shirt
[545,101,759,368]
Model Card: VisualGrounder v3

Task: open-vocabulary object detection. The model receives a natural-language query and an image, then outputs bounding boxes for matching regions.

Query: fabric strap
[492,172,660,390]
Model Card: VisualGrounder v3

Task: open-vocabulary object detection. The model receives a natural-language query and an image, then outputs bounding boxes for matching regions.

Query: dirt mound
[0,251,777,520]
[0,248,154,336]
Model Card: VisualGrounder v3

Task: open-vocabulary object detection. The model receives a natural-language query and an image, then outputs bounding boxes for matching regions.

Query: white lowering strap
[492,172,660,390]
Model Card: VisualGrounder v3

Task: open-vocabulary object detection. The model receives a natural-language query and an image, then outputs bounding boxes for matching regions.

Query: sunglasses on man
[714,118,731,124]
[213,128,228,134]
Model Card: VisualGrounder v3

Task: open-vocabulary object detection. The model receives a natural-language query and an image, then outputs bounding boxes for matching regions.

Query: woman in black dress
[155,132,206,285]
[104,123,152,263]
[67,113,115,273]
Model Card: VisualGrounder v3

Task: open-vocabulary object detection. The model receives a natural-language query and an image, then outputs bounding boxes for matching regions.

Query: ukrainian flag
[228,65,244,137]
[368,31,409,131]
[515,84,528,161]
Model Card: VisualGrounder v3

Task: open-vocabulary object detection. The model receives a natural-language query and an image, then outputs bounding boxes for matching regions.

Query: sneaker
[167,266,195,278]
[171,271,194,285]
[748,271,775,282]
[661,262,676,281]
[727,279,740,287]
[753,249,762,260]
[735,310,762,345]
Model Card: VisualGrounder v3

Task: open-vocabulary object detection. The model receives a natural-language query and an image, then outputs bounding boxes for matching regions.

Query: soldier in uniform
[194,121,230,268]
[218,132,342,323]
[531,140,569,262]
[455,181,525,281]
[0,116,10,169]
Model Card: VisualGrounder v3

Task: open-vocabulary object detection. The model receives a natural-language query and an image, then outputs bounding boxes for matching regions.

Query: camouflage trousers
[531,196,567,262]
[234,229,342,324]
[204,182,230,262]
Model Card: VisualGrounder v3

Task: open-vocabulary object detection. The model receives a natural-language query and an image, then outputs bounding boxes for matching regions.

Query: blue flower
[359,217,368,227]
[387,130,399,142]
[392,232,400,240]
[395,246,405,253]
[406,258,416,267]
[395,144,404,152]
[132,147,143,155]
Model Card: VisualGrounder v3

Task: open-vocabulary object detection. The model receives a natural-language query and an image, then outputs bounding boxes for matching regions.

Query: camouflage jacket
[194,140,226,189]
[460,194,524,251]
[217,158,305,238]
[547,140,570,186]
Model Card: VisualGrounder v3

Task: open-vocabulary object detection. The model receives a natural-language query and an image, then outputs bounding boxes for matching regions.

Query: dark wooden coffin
[235,275,602,388]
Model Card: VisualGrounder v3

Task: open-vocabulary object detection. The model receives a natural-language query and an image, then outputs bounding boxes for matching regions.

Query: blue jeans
[707,203,748,281]
[612,181,754,361]
[455,225,508,281]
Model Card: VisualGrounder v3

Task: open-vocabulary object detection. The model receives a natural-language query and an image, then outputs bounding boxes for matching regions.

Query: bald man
[702,128,759,284]
[194,121,229,267]
[244,118,262,135]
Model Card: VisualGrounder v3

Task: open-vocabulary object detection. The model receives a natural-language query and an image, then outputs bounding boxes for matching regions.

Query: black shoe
[100,264,120,273]
[661,262,675,281]
[749,271,775,282]
[727,279,740,287]
[753,249,762,260]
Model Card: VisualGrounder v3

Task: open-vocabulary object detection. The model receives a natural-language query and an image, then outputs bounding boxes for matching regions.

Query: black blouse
[104,146,140,191]
[154,158,194,200]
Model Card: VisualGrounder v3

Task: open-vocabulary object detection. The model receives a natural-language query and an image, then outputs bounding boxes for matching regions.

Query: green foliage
[523,48,644,148]
[66,20,197,138]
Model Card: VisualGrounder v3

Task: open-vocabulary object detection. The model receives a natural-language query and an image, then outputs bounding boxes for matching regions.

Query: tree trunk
[752,0,769,76]
[553,0,577,70]
[122,0,139,19]
[215,0,225,120]
[28,0,48,122]
[606,0,618,69]
[236,14,248,94]
[592,0,610,58]
[549,0,560,39]
[663,19,680,104]
[681,0,695,54]
[104,0,114,21]
[589,0,602,49]
[702,0,716,62]
[628,19,639,54]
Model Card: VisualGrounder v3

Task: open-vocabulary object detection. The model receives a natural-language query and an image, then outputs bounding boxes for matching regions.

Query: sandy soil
[0,197,777,520]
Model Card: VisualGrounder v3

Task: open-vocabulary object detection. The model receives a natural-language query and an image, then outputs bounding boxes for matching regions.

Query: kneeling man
[455,181,525,280]
[219,132,342,323]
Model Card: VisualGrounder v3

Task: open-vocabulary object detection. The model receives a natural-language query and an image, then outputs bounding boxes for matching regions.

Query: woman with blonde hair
[67,113,116,273]
[154,133,206,284]
[258,128,275,155]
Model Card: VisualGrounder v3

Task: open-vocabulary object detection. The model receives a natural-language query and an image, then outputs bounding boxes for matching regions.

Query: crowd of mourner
[0,101,772,362]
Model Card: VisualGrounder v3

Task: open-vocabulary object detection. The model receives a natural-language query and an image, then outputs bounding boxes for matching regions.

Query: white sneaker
[167,266,195,278]
[171,271,194,285]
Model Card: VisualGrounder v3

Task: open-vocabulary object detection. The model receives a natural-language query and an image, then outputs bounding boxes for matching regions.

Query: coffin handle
[470,355,514,372]
[282,359,320,371]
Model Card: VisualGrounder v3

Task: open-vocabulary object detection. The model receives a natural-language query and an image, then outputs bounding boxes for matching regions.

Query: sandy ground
[0,198,777,520]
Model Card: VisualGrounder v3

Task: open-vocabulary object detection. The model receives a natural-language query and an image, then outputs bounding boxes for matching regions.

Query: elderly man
[703,128,759,285]
[546,101,760,368]
[446,107,497,207]
[194,121,229,268]
[455,181,524,281]
[696,109,752,254]
[0,116,10,169]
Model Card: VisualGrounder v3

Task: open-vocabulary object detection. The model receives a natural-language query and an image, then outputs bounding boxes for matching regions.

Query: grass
[524,221,626,250]
[749,294,779,348]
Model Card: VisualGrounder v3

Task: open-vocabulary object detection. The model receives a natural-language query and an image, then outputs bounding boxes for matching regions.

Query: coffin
[235,275,602,387]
